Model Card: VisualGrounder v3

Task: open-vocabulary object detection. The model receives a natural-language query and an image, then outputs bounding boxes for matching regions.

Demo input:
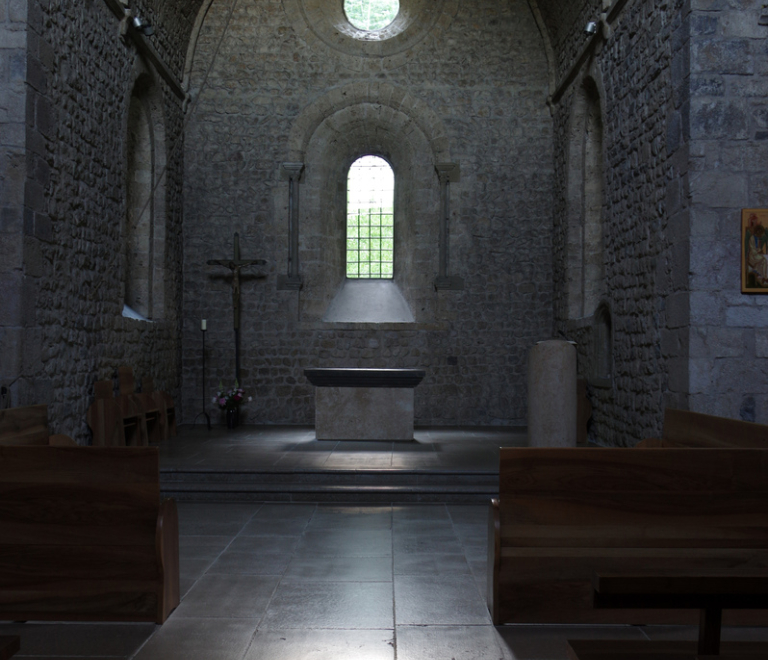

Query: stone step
[160,469,498,503]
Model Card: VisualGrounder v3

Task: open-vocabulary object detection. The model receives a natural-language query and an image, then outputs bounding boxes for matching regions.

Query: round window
[344,0,400,32]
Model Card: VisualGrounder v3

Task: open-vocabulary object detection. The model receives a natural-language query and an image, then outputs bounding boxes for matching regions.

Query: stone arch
[287,82,452,163]
[123,65,168,320]
[291,89,447,323]
[566,70,605,320]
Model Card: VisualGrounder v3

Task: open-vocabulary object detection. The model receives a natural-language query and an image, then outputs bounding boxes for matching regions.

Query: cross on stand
[207,232,267,383]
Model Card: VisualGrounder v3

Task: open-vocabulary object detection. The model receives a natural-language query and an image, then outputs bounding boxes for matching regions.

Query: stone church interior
[2,0,768,658]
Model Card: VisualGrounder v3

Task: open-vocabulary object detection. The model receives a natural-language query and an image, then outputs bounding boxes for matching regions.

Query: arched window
[344,0,399,31]
[346,155,394,279]
[124,77,166,320]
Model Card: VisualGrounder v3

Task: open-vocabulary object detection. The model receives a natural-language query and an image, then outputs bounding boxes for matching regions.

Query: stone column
[527,340,577,447]
[434,162,463,290]
[277,162,304,290]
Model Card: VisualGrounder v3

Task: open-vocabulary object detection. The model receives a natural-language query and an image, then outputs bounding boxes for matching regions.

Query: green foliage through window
[344,0,399,31]
[347,156,394,279]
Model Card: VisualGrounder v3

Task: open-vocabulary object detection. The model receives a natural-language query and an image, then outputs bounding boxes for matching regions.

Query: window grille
[344,0,399,31]
[346,156,394,279]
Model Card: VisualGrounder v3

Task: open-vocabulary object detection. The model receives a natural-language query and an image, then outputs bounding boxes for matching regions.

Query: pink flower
[219,397,226,406]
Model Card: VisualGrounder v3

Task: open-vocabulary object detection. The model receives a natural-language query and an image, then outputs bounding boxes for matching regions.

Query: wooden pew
[637,408,768,448]
[119,367,161,444]
[0,405,76,446]
[0,446,179,623]
[142,377,177,441]
[488,447,768,626]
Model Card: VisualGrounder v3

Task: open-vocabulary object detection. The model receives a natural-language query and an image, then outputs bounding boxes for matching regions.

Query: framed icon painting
[742,209,768,293]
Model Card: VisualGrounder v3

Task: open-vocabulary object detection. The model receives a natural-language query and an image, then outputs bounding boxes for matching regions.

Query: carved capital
[281,162,305,181]
[435,162,460,183]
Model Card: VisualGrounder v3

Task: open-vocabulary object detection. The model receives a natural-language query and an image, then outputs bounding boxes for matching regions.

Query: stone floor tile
[393,519,455,536]
[226,534,300,554]
[206,550,292,575]
[296,529,392,555]
[179,556,215,579]
[392,504,450,521]
[172,574,279,619]
[242,629,395,660]
[251,503,317,519]
[394,552,471,576]
[261,581,394,629]
[0,622,154,657]
[393,532,463,555]
[394,576,491,625]
[447,505,490,523]
[396,624,509,660]
[179,535,233,560]
[284,553,393,581]
[131,617,258,660]
[240,516,309,536]
[495,624,647,660]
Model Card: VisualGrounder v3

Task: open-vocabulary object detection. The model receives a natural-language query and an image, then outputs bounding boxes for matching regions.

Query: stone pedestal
[315,387,414,441]
[528,340,577,448]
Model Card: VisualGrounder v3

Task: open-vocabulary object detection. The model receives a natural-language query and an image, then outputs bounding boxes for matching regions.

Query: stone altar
[304,368,426,441]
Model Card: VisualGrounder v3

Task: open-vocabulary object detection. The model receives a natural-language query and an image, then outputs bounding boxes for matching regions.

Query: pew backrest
[0,405,76,446]
[659,408,768,448]
[0,446,179,623]
[489,447,768,625]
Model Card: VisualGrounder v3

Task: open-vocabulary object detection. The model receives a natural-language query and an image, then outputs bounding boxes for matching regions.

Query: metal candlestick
[193,320,211,430]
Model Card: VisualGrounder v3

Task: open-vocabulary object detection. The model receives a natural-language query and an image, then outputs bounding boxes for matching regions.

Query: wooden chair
[637,408,768,448]
[0,404,76,446]
[119,367,161,444]
[0,445,179,623]
[86,381,125,446]
[142,377,177,440]
[88,379,145,446]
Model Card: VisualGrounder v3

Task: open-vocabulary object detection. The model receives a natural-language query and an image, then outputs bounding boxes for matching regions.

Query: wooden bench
[488,447,768,626]
[0,405,76,446]
[637,408,768,448]
[0,446,179,623]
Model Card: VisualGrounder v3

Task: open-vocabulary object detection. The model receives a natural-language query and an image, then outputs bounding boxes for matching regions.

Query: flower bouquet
[214,381,252,428]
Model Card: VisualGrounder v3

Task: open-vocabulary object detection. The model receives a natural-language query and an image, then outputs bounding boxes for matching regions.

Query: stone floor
[3,427,768,658]
[3,501,768,659]
[156,424,528,472]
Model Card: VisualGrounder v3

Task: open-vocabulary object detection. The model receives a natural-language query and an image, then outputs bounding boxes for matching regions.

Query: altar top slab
[304,368,426,388]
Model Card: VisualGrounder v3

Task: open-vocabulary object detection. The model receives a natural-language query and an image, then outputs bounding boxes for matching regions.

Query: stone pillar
[433,162,463,291]
[277,162,304,290]
[528,340,577,447]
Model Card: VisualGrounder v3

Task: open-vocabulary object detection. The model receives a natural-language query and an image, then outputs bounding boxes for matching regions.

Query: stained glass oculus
[346,156,394,279]
[344,0,399,31]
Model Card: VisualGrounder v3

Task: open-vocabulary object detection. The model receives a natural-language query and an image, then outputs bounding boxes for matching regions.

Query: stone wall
[182,0,554,427]
[687,1,768,422]
[551,0,690,445]
[0,0,191,442]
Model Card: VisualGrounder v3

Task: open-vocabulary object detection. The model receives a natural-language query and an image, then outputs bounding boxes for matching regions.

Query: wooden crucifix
[207,232,266,382]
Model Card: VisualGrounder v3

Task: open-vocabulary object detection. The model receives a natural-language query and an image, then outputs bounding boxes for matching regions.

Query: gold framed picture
[742,209,768,293]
